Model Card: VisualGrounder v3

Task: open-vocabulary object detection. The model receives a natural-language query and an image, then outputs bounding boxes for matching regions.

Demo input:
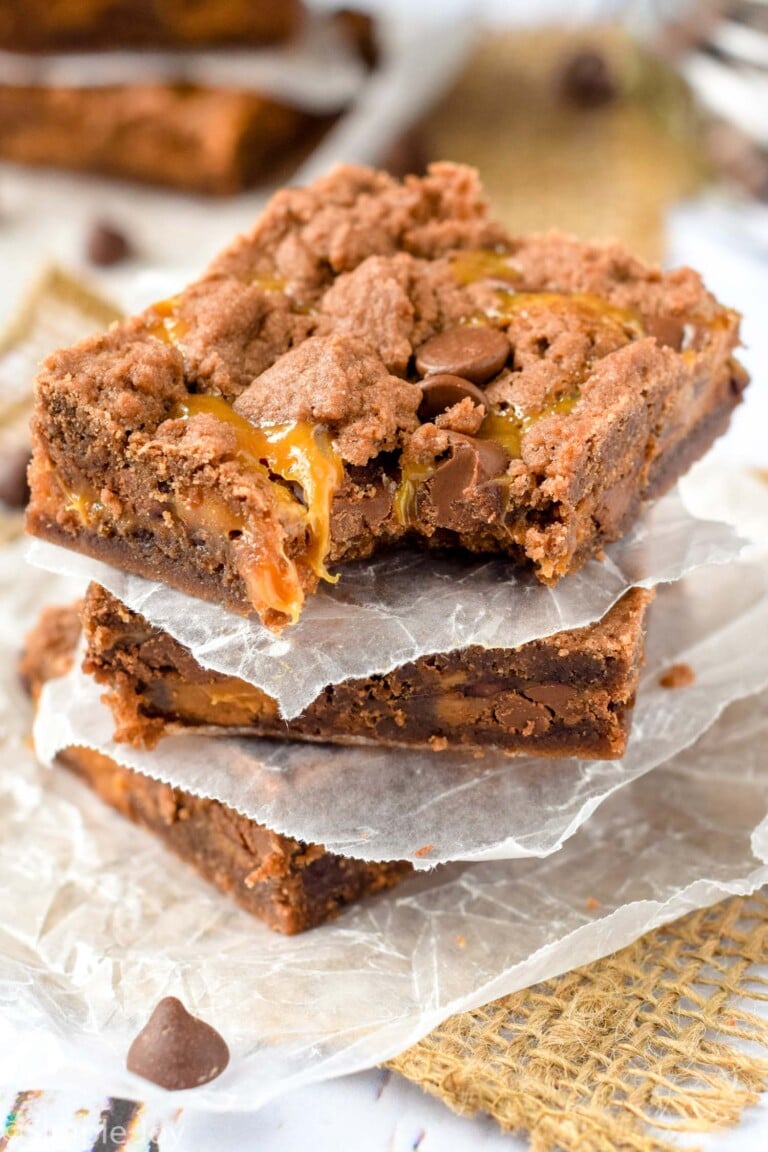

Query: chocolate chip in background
[86,221,132,267]
[558,47,619,108]
[126,996,229,1090]
[0,445,31,510]
[415,327,510,385]
[418,374,488,422]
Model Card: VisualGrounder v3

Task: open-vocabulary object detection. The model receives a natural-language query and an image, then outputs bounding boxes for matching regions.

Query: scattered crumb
[455,934,467,948]
[414,844,434,858]
[659,662,696,689]
[428,735,448,751]
[586,897,602,911]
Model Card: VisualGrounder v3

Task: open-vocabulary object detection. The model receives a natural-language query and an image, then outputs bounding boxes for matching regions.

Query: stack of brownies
[0,0,368,195]
[21,162,748,934]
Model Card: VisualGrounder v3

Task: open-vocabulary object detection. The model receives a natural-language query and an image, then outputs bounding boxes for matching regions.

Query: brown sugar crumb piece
[79,583,653,761]
[20,609,412,934]
[659,662,696,689]
[27,163,748,629]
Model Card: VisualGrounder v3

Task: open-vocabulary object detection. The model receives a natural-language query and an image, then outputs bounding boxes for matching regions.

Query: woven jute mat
[419,26,706,262]
[393,33,766,1147]
[390,893,768,1151]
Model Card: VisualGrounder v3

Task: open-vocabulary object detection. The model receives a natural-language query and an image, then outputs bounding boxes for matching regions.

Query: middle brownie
[81,583,652,758]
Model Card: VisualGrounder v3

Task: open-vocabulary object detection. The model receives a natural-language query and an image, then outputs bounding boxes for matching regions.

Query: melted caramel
[251,274,287,294]
[393,460,436,527]
[64,488,103,526]
[450,248,522,287]
[146,296,188,347]
[477,393,581,458]
[173,395,343,623]
[487,290,644,337]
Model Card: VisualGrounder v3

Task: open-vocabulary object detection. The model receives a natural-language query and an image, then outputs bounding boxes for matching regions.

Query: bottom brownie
[81,583,653,758]
[21,606,412,934]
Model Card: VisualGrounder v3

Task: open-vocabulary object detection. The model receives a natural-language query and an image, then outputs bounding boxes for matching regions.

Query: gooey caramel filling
[147,295,189,346]
[173,395,343,624]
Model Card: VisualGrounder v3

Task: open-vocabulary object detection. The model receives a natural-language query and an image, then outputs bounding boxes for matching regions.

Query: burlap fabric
[390,894,768,1151]
[420,27,706,262]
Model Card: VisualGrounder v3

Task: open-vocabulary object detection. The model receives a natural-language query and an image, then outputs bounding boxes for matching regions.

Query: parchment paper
[2,556,768,1112]
[33,552,768,867]
[27,485,746,719]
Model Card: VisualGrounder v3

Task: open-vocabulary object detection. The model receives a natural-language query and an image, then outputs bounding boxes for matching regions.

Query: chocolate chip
[415,327,510,385]
[645,315,684,351]
[418,374,488,422]
[430,434,509,529]
[0,445,31,509]
[126,996,229,1090]
[559,48,619,108]
[86,221,132,267]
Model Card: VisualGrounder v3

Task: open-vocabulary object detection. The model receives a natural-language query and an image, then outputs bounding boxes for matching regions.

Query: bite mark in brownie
[21,604,411,935]
[81,583,652,760]
[27,164,747,628]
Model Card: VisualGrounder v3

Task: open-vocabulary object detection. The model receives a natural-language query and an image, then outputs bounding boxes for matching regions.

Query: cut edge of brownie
[80,582,653,760]
[26,163,748,629]
[20,604,412,935]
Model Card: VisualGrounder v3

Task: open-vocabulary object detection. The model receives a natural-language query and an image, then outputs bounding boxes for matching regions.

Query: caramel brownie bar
[0,0,302,51]
[20,605,411,934]
[81,583,651,758]
[0,85,321,195]
[27,164,747,629]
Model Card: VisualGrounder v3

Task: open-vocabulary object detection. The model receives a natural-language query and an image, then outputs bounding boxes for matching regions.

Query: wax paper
[32,548,768,867]
[2,546,768,1112]
[27,483,745,720]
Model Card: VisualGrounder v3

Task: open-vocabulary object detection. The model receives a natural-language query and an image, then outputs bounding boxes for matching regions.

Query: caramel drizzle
[146,295,188,346]
[173,395,343,624]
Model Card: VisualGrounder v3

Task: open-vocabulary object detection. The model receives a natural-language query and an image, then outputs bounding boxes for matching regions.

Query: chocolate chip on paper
[126,996,230,1090]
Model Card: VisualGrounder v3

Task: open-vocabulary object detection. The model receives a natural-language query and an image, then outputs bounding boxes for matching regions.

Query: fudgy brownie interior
[81,583,652,759]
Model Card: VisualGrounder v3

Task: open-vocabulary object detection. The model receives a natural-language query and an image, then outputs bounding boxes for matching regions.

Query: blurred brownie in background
[0,0,303,51]
[0,0,372,194]
[0,83,320,194]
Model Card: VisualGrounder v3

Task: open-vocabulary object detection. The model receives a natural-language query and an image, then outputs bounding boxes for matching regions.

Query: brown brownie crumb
[659,663,696,690]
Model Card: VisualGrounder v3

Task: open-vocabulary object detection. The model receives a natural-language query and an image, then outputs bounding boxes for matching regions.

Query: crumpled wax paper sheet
[0,12,366,111]
[33,551,768,867]
[4,603,768,1112]
[27,482,746,720]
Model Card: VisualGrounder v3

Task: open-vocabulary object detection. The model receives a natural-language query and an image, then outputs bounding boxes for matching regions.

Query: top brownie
[27,164,747,629]
[0,0,302,51]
